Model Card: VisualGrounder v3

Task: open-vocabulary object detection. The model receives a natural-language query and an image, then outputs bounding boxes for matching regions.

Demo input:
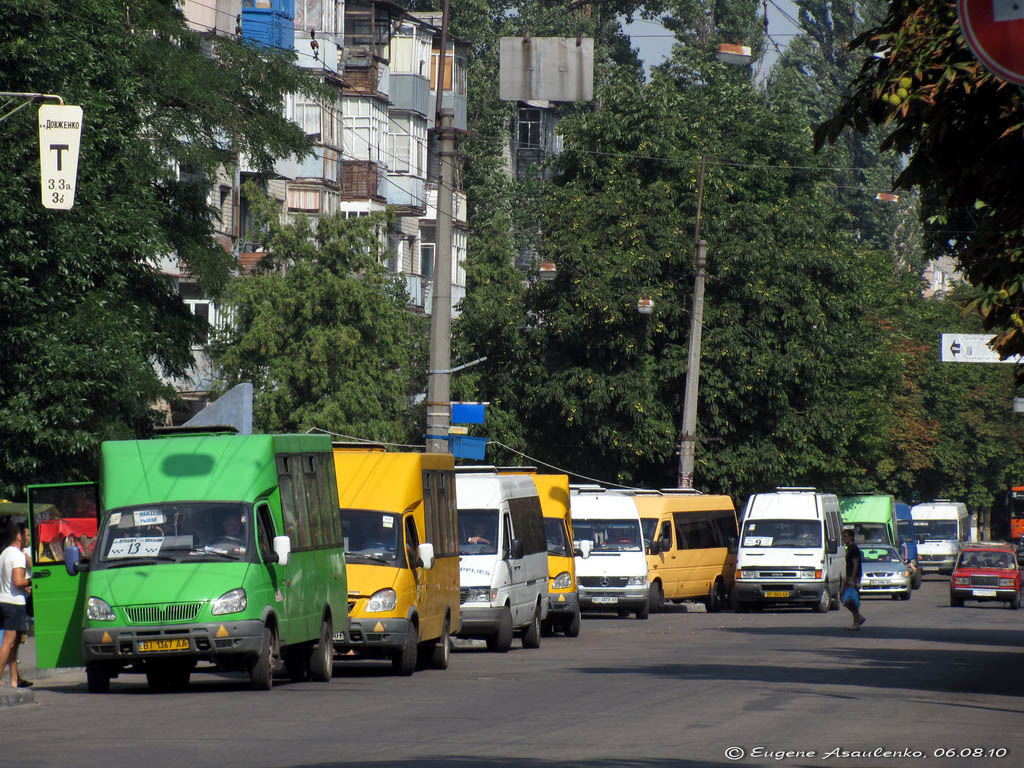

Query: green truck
[28,429,347,692]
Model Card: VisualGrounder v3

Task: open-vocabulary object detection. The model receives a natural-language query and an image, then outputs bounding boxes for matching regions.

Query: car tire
[650,581,665,613]
[86,663,111,694]
[250,624,276,690]
[812,588,830,613]
[899,591,911,601]
[1009,592,1021,610]
[564,608,582,638]
[309,618,333,682]
[704,579,722,613]
[431,615,452,669]
[392,621,418,676]
[635,599,649,620]
[521,606,542,649]
[486,607,513,653]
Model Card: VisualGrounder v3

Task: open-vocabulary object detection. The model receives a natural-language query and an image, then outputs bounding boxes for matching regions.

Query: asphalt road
[3,577,1022,768]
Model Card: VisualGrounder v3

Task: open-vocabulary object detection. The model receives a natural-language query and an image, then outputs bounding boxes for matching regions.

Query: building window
[420,242,435,279]
[289,94,322,139]
[343,98,387,163]
[518,108,541,148]
[288,188,321,212]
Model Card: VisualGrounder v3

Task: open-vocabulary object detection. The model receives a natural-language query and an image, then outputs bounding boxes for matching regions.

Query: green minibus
[27,429,347,692]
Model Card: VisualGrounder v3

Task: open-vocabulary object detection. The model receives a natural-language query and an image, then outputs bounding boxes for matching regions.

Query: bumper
[920,558,955,573]
[951,587,1019,602]
[579,586,649,611]
[860,579,911,596]
[733,581,826,606]
[82,619,264,665]
[547,591,580,617]
[334,616,410,654]
[456,605,508,638]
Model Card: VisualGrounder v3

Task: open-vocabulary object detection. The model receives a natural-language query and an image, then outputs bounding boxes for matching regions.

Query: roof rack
[455,465,498,474]
[332,441,388,451]
[659,487,704,495]
[153,425,238,436]
[775,486,818,493]
[570,484,606,493]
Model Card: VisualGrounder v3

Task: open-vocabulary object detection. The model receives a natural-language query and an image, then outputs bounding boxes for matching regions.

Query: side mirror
[64,545,82,576]
[273,535,291,567]
[418,542,435,570]
[648,539,662,556]
[509,538,524,560]
[577,540,593,559]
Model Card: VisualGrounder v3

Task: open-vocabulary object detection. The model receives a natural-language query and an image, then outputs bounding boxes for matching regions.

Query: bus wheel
[635,599,650,620]
[564,608,582,638]
[392,622,418,676]
[650,581,665,613]
[704,580,723,613]
[86,663,110,694]
[250,625,276,690]
[309,618,334,682]
[486,607,513,653]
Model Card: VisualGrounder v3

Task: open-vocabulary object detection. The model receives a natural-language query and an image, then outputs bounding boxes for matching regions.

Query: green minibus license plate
[764,591,789,598]
[139,639,190,653]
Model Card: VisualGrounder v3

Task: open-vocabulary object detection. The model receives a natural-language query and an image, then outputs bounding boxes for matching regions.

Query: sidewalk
[0,632,84,709]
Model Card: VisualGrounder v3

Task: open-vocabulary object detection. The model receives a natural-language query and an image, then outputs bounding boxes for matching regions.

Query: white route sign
[38,104,83,210]
[941,333,1024,364]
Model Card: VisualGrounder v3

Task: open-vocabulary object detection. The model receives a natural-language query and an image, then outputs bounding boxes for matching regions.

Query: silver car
[859,545,912,600]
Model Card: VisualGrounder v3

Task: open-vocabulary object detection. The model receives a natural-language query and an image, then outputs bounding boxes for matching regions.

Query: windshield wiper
[104,555,177,568]
[191,546,240,560]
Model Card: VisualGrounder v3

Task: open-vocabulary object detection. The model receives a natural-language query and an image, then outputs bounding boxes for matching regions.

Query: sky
[622,0,803,76]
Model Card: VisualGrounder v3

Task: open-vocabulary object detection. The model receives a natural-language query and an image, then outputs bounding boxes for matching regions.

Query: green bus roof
[839,494,895,522]
[101,433,331,509]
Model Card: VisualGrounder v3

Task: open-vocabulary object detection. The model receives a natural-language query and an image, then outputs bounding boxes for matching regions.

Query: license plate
[972,589,997,597]
[862,580,878,587]
[138,639,190,653]
[592,596,618,604]
[764,591,790,598]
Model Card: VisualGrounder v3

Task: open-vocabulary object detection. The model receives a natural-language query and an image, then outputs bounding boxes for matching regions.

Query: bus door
[25,482,100,669]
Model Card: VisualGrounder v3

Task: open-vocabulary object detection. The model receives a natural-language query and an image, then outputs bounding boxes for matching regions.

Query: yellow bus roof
[333,450,454,512]
[633,492,735,519]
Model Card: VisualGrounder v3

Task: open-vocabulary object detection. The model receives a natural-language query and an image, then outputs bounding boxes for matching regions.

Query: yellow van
[333,445,460,675]
[634,490,738,613]
[498,469,580,637]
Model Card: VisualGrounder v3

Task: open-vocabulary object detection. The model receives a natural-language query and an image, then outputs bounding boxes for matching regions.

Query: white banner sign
[941,333,1024,363]
[38,104,83,210]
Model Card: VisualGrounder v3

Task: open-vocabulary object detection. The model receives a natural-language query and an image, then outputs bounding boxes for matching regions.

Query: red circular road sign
[958,0,1024,85]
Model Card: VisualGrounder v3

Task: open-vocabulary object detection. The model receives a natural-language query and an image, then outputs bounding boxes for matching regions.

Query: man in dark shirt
[842,529,866,630]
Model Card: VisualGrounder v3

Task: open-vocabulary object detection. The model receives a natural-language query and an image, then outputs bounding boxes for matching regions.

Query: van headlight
[463,587,497,603]
[211,588,247,615]
[552,571,573,589]
[366,588,397,612]
[86,597,116,621]
[626,576,647,586]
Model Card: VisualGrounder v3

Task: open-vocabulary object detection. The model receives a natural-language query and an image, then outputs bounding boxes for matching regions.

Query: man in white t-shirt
[0,520,32,688]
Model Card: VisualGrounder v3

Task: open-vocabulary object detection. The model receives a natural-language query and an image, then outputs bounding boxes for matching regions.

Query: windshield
[741,519,822,548]
[93,502,251,569]
[640,517,657,546]
[544,518,570,556]
[459,509,498,555]
[956,550,1017,569]
[341,509,402,565]
[913,519,958,541]
[571,519,642,552]
[861,546,902,564]
[846,523,891,546]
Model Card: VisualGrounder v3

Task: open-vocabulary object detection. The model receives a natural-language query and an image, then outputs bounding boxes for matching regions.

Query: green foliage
[0,0,314,496]
[211,187,427,442]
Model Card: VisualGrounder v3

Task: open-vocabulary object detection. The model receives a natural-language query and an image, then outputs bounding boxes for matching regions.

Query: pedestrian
[0,520,33,687]
[841,528,866,631]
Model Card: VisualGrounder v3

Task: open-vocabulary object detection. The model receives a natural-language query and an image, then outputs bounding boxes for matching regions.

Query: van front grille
[579,576,630,588]
[124,602,204,624]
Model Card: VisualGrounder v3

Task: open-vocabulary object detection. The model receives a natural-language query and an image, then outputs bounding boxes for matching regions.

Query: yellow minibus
[635,490,738,613]
[332,445,460,675]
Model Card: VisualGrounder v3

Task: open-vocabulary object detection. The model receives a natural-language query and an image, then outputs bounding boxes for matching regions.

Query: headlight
[212,588,247,615]
[626,575,647,586]
[952,577,969,586]
[463,587,497,603]
[999,578,1016,587]
[552,571,572,589]
[365,588,397,612]
[902,571,911,578]
[86,597,116,621]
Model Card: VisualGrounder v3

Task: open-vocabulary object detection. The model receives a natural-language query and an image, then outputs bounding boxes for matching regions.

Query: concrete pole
[678,155,708,488]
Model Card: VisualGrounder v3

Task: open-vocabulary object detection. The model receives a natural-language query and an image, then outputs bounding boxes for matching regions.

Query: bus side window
[256,504,276,563]
[405,515,420,567]
[659,522,672,551]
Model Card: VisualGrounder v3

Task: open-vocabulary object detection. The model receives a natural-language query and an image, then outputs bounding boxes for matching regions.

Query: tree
[0,0,316,496]
[210,188,428,442]
[814,0,1024,369]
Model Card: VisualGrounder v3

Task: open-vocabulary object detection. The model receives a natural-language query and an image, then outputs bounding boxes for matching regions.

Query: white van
[455,469,549,651]
[570,487,650,619]
[911,500,970,574]
[733,487,844,612]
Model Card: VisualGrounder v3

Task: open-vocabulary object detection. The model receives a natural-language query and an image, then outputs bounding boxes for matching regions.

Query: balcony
[390,74,430,117]
[385,174,426,215]
[341,160,385,201]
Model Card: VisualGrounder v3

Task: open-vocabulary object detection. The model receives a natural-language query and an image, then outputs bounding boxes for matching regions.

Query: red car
[950,543,1023,608]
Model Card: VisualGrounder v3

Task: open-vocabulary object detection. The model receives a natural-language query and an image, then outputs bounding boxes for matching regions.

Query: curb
[0,687,35,708]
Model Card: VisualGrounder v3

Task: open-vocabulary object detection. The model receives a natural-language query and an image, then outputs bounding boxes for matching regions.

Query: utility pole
[678,154,708,488]
[426,0,455,454]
